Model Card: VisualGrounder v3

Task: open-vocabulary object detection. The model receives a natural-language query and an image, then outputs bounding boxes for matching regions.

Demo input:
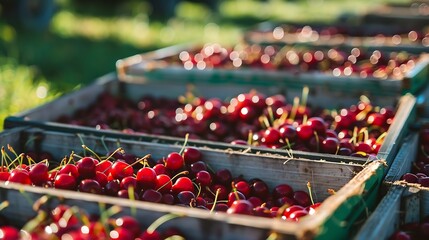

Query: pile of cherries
[171,43,419,79]
[400,125,429,187]
[245,24,428,47]
[389,217,429,240]
[58,91,395,158]
[0,203,185,240]
[0,145,321,221]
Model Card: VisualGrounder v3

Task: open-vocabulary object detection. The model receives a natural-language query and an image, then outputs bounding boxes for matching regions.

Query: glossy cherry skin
[165,152,184,171]
[172,177,194,194]
[29,162,49,186]
[76,157,97,179]
[54,173,77,190]
[79,179,102,194]
[227,200,254,215]
[183,147,202,164]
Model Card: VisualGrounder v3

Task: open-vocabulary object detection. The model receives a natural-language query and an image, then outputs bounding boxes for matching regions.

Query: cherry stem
[358,127,369,143]
[376,132,387,144]
[7,144,19,159]
[82,145,102,161]
[6,153,25,169]
[277,111,289,127]
[313,131,320,153]
[247,130,254,145]
[301,86,309,108]
[260,116,271,129]
[231,181,240,201]
[146,213,182,234]
[0,201,9,211]
[21,210,47,233]
[179,133,190,156]
[104,147,124,162]
[1,146,13,167]
[196,183,202,197]
[77,134,87,156]
[290,97,300,121]
[156,171,189,192]
[307,182,315,205]
[267,106,275,126]
[128,186,137,217]
[210,189,221,214]
[124,154,151,170]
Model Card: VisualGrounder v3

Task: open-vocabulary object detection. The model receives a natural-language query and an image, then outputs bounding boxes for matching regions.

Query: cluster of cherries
[389,217,429,240]
[0,203,185,240]
[400,125,429,187]
[58,91,395,158]
[172,43,419,79]
[246,24,429,47]
[0,145,321,221]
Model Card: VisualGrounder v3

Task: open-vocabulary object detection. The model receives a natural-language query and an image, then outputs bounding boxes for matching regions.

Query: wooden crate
[354,183,428,240]
[242,21,429,54]
[0,127,386,240]
[4,73,417,167]
[116,44,429,101]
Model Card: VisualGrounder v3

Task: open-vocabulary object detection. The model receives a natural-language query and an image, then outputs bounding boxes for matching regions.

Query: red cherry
[136,167,157,190]
[29,162,49,186]
[110,161,133,180]
[215,169,232,185]
[227,191,246,207]
[172,177,194,194]
[261,127,282,145]
[250,180,269,200]
[54,173,77,190]
[153,164,168,175]
[279,124,297,142]
[293,191,312,207]
[227,199,254,215]
[288,209,308,221]
[273,184,294,198]
[140,189,162,203]
[355,142,373,154]
[79,179,102,194]
[0,226,20,240]
[321,137,340,154]
[7,169,31,185]
[234,181,251,198]
[155,174,172,193]
[296,124,314,141]
[59,164,79,179]
[110,227,135,240]
[115,216,141,237]
[282,205,305,219]
[165,152,184,171]
[76,157,97,179]
[120,176,138,191]
[195,170,212,186]
[183,147,202,164]
[95,171,108,187]
[306,117,327,135]
[390,231,412,240]
[95,160,113,174]
[367,112,385,127]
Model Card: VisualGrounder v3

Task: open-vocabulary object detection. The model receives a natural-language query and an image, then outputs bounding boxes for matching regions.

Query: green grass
[0,0,410,129]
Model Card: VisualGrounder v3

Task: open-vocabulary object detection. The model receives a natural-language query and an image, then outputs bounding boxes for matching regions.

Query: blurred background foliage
[0,0,409,129]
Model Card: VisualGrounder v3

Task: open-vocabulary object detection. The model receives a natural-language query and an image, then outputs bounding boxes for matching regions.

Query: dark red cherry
[79,179,102,194]
[183,147,202,164]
